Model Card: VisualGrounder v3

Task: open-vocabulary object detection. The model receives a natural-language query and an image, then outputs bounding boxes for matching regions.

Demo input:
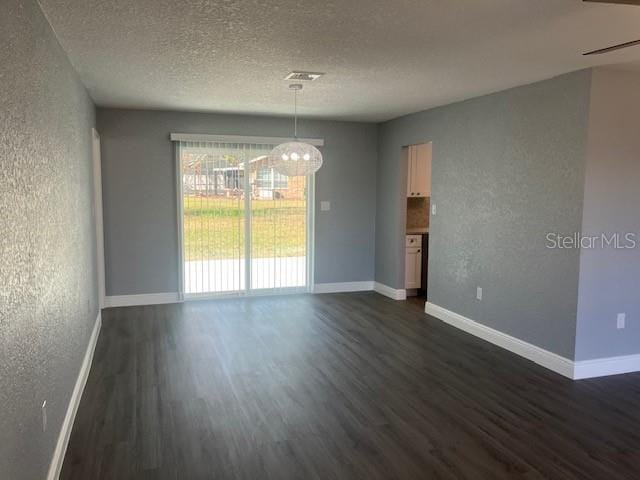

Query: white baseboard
[314,281,375,294]
[424,302,640,380]
[104,292,181,308]
[47,311,102,480]
[425,302,575,379]
[374,282,407,300]
[574,354,640,379]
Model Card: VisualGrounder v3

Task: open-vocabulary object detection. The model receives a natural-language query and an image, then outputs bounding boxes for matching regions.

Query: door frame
[92,128,106,309]
[175,141,316,300]
[175,141,185,301]
[401,141,433,301]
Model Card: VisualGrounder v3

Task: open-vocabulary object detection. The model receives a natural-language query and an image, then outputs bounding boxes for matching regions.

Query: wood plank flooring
[61,292,640,479]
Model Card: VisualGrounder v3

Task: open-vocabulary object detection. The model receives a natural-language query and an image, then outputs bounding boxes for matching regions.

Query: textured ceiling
[38,0,640,122]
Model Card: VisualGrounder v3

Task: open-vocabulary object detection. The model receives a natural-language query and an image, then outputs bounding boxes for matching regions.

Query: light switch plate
[617,313,626,329]
[476,287,483,300]
[320,201,331,211]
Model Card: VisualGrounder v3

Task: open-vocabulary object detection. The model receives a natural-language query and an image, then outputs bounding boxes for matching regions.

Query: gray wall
[97,109,378,295]
[376,70,593,358]
[0,1,97,479]
[575,68,640,361]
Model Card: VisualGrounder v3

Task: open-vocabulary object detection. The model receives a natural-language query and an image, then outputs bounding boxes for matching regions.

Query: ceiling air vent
[284,71,324,82]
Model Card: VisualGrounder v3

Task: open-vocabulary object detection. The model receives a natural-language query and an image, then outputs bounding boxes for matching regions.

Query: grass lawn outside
[183,196,307,261]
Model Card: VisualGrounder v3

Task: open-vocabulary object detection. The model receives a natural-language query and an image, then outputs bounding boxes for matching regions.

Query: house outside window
[224,170,244,189]
[256,168,288,189]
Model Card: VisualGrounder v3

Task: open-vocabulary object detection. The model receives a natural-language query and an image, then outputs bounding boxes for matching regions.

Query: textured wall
[376,71,592,358]
[97,108,377,295]
[0,1,97,479]
[575,68,640,360]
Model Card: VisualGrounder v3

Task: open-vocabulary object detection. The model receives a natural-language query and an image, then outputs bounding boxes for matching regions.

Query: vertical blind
[176,140,311,297]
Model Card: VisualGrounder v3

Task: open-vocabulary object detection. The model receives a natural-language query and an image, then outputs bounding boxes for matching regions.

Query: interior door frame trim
[91,128,106,309]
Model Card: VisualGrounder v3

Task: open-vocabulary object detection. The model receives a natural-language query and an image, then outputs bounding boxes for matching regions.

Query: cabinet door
[405,246,422,289]
[414,143,432,197]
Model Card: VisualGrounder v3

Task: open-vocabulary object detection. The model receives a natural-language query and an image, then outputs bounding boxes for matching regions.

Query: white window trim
[170,133,324,147]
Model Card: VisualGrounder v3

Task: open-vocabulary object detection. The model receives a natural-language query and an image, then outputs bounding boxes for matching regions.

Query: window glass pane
[273,171,288,188]
[256,167,271,187]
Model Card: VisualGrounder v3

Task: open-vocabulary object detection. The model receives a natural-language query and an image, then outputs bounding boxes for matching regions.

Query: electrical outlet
[617,313,626,329]
[42,400,47,432]
[320,201,331,212]
[431,203,437,216]
[476,287,483,301]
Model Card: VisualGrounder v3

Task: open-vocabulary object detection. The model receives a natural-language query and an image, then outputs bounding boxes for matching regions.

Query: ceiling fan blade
[583,0,640,5]
[583,39,640,55]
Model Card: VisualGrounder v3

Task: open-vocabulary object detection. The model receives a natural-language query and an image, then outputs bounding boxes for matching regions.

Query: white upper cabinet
[406,143,431,198]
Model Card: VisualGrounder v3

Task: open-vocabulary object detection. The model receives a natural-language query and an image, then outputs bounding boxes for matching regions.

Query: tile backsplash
[406,196,430,230]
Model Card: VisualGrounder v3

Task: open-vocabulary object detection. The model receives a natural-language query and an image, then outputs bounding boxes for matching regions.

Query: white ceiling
[39,0,640,122]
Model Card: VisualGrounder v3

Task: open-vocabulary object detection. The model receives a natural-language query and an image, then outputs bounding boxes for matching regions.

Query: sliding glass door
[248,158,309,291]
[177,141,313,298]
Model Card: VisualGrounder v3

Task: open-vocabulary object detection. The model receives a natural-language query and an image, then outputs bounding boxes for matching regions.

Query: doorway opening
[176,140,314,298]
[402,142,432,309]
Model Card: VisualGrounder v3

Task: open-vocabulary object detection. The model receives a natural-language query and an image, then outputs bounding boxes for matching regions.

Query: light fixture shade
[269,141,323,177]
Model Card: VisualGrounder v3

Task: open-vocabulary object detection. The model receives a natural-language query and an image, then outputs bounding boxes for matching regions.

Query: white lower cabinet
[405,246,422,289]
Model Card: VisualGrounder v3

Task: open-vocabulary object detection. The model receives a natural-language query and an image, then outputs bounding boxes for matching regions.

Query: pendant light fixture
[269,84,323,177]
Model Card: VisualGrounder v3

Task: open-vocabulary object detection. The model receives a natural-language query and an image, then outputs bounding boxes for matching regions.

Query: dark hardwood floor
[61,292,640,479]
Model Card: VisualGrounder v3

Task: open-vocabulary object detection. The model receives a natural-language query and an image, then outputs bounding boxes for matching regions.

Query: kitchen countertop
[406,227,429,235]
